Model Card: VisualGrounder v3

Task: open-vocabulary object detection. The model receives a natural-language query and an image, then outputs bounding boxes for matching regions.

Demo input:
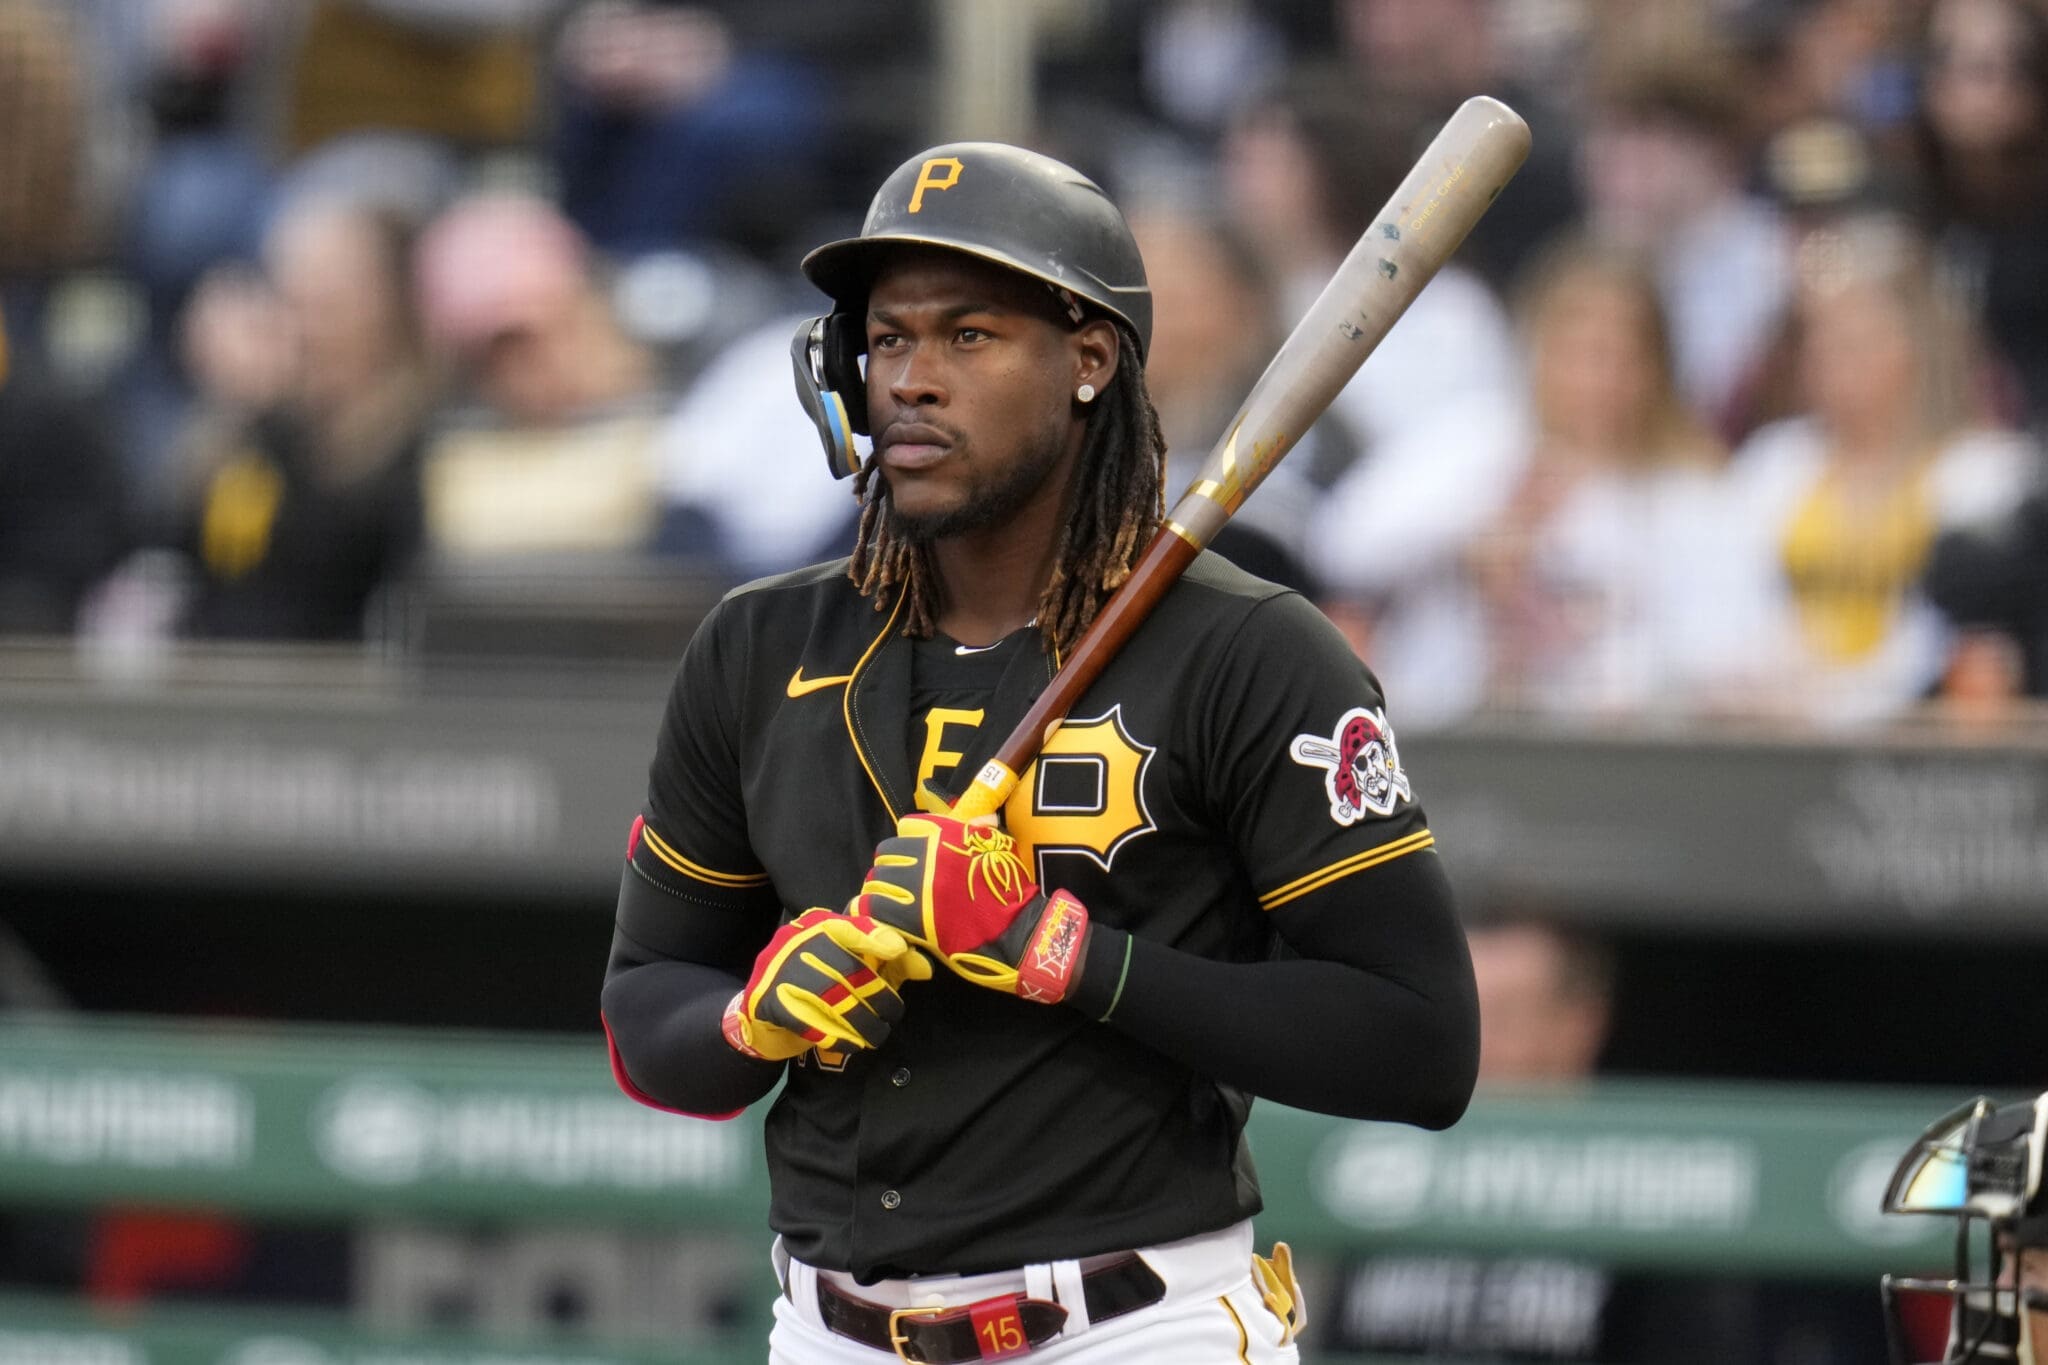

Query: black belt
[813,1253,1166,1362]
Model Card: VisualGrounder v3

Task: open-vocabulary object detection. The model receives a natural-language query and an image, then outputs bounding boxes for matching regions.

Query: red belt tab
[968,1295,1032,1359]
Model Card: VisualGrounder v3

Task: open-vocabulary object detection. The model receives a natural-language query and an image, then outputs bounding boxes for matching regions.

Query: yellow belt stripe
[1259,830,1435,912]
[640,825,770,888]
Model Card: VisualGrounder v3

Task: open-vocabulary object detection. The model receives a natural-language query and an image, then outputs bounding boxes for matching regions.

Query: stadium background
[3,0,2047,1361]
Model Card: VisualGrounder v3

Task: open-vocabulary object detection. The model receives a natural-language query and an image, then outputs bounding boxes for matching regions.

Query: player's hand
[850,814,1091,1003]
[722,908,932,1061]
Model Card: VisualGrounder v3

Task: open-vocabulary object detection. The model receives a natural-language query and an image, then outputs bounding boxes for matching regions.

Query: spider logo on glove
[948,825,1033,902]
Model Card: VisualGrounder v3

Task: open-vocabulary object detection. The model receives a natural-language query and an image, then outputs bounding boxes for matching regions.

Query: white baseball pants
[766,1219,1300,1363]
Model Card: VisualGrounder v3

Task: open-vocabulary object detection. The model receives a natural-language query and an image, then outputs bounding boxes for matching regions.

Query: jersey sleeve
[619,597,782,962]
[1195,590,1434,915]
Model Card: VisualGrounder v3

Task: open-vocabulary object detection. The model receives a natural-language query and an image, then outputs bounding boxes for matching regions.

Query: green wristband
[1097,936,1134,1023]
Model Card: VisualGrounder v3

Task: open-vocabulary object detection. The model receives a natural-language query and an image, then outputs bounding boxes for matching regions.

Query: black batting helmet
[790,143,1151,478]
[804,142,1151,353]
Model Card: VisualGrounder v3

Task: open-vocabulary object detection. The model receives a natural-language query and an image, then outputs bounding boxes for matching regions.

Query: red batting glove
[849,814,1091,1003]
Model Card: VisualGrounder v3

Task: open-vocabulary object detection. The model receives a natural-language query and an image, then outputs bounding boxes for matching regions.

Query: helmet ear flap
[791,312,870,480]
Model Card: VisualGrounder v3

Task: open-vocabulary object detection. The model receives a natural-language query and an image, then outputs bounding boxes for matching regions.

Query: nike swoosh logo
[954,641,1004,655]
[786,667,852,699]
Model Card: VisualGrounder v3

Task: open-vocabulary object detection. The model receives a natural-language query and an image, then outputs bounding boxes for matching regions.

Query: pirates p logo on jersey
[1290,707,1412,826]
[1005,707,1157,875]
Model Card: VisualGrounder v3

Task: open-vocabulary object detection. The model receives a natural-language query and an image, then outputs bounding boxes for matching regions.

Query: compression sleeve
[601,598,786,1116]
[602,920,781,1118]
[1064,844,1476,1127]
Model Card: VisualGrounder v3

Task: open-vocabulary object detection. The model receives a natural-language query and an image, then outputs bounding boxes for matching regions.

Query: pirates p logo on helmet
[908,157,964,213]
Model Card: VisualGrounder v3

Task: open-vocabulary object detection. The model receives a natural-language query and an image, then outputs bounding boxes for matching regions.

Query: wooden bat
[953,95,1531,821]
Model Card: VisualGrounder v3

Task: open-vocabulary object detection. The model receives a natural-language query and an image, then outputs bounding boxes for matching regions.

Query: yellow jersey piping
[844,589,907,815]
[1258,829,1435,911]
[639,824,770,888]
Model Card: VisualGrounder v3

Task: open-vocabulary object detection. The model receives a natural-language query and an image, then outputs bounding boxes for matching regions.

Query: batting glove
[722,908,933,1062]
[850,814,1091,1004]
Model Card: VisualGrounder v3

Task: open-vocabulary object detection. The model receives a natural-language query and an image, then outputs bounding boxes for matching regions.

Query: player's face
[863,249,1102,542]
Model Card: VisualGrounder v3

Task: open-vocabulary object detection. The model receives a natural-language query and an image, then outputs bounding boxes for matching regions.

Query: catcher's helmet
[1881,1093,2048,1364]
[791,142,1150,479]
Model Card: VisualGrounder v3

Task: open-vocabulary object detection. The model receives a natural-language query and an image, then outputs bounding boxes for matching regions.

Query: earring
[1077,383,1097,404]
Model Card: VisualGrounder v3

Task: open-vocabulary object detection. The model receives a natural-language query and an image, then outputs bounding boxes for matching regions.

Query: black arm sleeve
[1066,844,1477,1129]
[599,600,786,1116]
[602,921,781,1116]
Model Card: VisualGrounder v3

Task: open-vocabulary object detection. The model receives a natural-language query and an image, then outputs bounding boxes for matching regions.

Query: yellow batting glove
[721,908,933,1061]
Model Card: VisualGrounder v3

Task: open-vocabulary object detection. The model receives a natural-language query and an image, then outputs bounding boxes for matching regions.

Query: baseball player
[601,142,1479,1363]
[1881,1091,2048,1364]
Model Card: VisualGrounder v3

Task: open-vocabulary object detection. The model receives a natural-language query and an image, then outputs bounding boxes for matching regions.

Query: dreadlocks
[847,326,1164,661]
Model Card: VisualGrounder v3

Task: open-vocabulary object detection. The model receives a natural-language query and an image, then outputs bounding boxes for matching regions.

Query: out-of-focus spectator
[1758,112,1888,236]
[117,0,279,506]
[1467,918,1614,1084]
[1926,478,2048,706]
[1130,205,1334,592]
[652,314,859,582]
[1580,18,1794,436]
[157,197,436,640]
[0,302,131,634]
[1910,0,2048,426]
[1722,215,2038,724]
[281,0,552,158]
[1135,0,1290,139]
[1309,240,1736,725]
[413,190,672,561]
[0,0,90,359]
[1329,0,1583,289]
[1933,623,2033,725]
[1735,0,1918,147]
[124,0,274,303]
[1465,242,1738,716]
[1219,74,1519,458]
[549,0,826,262]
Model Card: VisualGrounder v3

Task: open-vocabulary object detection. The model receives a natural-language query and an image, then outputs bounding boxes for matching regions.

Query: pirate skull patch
[1290,706,1412,825]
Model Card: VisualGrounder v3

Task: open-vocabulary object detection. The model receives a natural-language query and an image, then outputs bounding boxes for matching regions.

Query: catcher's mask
[791,141,1150,480]
[1882,1093,2048,1364]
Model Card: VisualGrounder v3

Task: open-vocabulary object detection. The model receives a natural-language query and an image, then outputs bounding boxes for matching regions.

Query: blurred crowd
[4,0,2048,730]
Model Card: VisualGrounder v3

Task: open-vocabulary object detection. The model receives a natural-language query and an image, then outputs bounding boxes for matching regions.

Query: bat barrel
[953,97,1531,822]
[1162,96,1532,549]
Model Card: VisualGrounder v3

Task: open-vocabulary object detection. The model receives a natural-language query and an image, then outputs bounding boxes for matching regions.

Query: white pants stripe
[766,1220,1300,1364]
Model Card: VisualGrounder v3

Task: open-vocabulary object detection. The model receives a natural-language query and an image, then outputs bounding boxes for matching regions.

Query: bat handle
[946,529,1200,825]
[952,760,1019,822]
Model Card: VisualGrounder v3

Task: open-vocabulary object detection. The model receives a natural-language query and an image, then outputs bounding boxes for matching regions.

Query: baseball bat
[953,95,1531,821]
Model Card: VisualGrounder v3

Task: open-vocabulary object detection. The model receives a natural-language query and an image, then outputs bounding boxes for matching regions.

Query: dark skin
[864,247,1120,646]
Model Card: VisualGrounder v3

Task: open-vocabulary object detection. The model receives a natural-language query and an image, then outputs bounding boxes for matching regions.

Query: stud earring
[1077,383,1097,404]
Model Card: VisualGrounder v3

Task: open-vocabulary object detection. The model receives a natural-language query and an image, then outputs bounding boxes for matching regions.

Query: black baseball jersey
[602,551,1475,1281]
